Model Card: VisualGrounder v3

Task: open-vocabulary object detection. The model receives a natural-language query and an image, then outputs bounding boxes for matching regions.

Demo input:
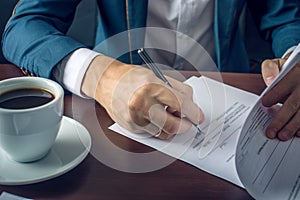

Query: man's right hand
[81,55,204,139]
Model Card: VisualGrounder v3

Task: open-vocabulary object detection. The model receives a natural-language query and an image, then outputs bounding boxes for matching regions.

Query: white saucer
[0,116,91,185]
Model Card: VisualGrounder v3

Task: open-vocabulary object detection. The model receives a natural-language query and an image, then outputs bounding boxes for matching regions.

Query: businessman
[2,0,300,140]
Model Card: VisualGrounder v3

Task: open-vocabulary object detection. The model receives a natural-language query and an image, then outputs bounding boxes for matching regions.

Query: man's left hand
[261,55,300,141]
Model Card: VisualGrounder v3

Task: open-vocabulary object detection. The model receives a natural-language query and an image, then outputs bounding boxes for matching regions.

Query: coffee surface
[0,88,54,109]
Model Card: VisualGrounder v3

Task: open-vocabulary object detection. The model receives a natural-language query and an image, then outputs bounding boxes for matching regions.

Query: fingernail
[199,112,205,124]
[297,130,300,137]
[278,129,291,141]
[265,76,274,86]
[267,128,277,139]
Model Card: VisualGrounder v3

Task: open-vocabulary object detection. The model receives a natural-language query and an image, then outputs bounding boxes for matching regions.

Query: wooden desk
[0,64,266,200]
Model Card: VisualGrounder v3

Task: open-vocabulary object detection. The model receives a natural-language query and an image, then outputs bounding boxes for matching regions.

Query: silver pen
[137,48,173,88]
[137,48,203,135]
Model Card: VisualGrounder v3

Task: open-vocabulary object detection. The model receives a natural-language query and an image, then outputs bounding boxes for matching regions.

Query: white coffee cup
[0,77,64,162]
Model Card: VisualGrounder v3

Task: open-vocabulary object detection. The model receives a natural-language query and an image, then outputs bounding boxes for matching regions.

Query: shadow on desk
[1,156,92,199]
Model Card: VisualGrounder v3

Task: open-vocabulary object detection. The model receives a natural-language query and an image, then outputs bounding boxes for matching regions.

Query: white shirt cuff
[53,48,101,98]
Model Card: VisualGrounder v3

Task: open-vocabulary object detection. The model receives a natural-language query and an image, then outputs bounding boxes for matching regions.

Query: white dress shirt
[53,0,216,97]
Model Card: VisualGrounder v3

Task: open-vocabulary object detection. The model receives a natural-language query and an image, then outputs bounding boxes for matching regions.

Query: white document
[235,44,300,200]
[110,76,258,187]
[110,44,300,199]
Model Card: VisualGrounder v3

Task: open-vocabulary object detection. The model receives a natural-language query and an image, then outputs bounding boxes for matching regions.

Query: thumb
[261,59,281,86]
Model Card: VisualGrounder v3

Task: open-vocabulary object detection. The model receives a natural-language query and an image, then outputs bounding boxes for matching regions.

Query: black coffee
[0,88,54,109]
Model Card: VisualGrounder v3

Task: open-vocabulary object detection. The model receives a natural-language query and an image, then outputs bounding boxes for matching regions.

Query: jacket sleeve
[1,0,86,78]
[248,0,300,57]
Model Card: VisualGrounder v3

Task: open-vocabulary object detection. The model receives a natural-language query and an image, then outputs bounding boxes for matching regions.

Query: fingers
[128,81,203,139]
[155,82,205,125]
[266,110,300,141]
[261,63,299,107]
[114,67,205,140]
[261,79,291,107]
[261,59,281,86]
[179,85,205,124]
[148,103,193,135]
[135,104,193,140]
[137,122,172,140]
[136,102,194,139]
[297,129,300,137]
[261,56,296,106]
[262,59,300,141]
[156,130,174,140]
[265,86,300,141]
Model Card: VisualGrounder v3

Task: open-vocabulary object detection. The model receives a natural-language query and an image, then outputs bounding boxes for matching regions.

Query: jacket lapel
[214,0,249,72]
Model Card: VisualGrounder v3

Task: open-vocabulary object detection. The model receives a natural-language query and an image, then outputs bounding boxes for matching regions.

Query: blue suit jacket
[2,0,300,78]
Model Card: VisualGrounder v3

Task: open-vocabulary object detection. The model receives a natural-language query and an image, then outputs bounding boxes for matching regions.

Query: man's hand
[82,55,204,139]
[261,54,300,141]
